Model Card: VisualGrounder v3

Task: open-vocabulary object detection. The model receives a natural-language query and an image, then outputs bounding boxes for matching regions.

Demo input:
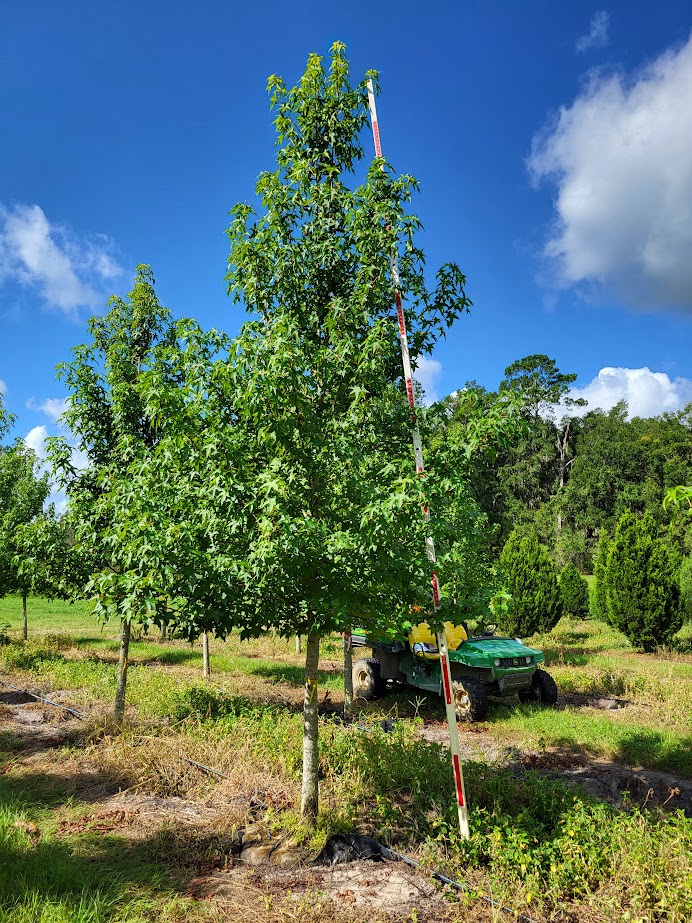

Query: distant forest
[436,355,692,572]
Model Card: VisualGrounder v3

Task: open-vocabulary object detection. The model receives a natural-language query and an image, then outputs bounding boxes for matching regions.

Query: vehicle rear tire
[352,658,382,701]
[519,668,558,707]
[451,677,489,722]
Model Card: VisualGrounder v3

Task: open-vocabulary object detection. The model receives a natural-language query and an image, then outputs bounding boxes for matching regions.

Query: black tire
[353,658,382,701]
[451,677,489,722]
[519,668,558,707]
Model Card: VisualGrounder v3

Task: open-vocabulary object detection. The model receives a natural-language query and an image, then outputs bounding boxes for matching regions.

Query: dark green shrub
[605,511,683,652]
[680,555,692,620]
[560,563,590,619]
[498,530,562,636]
[591,529,610,620]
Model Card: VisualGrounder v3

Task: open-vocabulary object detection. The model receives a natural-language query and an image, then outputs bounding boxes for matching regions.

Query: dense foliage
[498,530,562,636]
[559,561,590,619]
[681,554,692,620]
[591,529,610,620]
[604,510,683,651]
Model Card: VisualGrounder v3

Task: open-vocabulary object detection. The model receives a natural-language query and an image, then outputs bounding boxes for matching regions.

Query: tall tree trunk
[160,623,167,641]
[114,619,131,726]
[295,634,302,654]
[22,591,28,641]
[202,630,211,679]
[343,630,353,721]
[555,421,571,535]
[301,632,320,819]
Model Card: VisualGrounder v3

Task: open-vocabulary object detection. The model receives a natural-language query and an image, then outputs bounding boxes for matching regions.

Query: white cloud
[563,367,692,419]
[26,396,68,423]
[0,379,6,395]
[0,204,122,314]
[24,424,49,459]
[415,356,443,405]
[529,35,692,312]
[23,422,87,516]
[576,11,610,53]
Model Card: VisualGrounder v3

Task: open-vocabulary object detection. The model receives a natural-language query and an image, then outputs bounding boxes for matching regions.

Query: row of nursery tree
[0,47,521,820]
[0,45,690,818]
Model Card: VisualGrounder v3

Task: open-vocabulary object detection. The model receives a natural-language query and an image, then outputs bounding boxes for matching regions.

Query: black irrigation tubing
[0,679,86,719]
[0,686,536,921]
[386,847,539,923]
[181,740,538,923]
[182,757,230,780]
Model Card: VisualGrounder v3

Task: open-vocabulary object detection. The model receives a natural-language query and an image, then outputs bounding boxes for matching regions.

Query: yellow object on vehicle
[408,621,467,659]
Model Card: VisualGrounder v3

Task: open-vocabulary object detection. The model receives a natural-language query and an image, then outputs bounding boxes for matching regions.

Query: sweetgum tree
[48,265,177,722]
[0,445,51,637]
[223,44,480,818]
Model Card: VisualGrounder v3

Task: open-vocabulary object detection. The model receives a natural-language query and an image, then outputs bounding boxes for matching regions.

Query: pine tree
[498,530,562,636]
[605,511,683,652]
[559,562,590,619]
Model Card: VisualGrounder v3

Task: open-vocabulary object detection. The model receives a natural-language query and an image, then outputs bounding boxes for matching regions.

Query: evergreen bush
[605,511,683,652]
[560,562,590,619]
[679,555,692,621]
[591,529,610,620]
[498,530,562,637]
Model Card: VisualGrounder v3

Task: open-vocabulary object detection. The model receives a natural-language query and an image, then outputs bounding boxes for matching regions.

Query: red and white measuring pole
[367,80,469,840]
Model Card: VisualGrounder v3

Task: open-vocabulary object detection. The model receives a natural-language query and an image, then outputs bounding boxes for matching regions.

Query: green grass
[0,596,96,636]
[0,800,206,923]
[2,596,692,921]
[489,703,692,775]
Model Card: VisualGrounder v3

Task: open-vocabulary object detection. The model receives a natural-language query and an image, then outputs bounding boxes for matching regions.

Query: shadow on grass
[541,648,591,666]
[0,810,192,922]
[0,738,228,922]
[245,661,339,686]
[614,729,692,778]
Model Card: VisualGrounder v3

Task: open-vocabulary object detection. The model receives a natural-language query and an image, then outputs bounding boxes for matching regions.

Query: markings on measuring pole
[453,755,465,806]
[367,78,470,841]
[440,653,452,705]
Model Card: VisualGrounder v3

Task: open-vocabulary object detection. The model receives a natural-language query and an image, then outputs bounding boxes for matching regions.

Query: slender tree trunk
[202,630,211,679]
[160,623,167,641]
[555,421,572,535]
[301,632,320,819]
[295,634,302,654]
[114,619,131,725]
[343,630,353,721]
[22,592,28,641]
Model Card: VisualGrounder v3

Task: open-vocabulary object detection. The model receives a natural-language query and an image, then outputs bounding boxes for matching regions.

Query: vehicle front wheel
[519,668,558,707]
[352,658,382,701]
[451,677,489,722]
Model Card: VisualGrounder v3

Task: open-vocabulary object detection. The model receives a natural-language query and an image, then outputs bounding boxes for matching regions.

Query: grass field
[0,595,691,922]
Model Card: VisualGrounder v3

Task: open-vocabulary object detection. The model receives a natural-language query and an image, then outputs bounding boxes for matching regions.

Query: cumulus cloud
[0,204,122,314]
[23,400,90,515]
[26,396,68,423]
[576,11,610,53]
[24,424,49,459]
[563,367,692,419]
[529,35,692,312]
[415,356,443,405]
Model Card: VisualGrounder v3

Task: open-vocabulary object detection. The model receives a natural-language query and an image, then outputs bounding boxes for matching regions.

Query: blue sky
[1,0,692,479]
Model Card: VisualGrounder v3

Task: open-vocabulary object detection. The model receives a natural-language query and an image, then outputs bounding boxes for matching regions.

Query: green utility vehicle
[351,621,557,722]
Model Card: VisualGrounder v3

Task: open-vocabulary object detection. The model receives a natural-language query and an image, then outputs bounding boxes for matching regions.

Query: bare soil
[1,678,689,923]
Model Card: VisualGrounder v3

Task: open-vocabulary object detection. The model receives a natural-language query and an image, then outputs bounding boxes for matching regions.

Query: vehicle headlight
[525,656,532,665]
[494,658,501,667]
